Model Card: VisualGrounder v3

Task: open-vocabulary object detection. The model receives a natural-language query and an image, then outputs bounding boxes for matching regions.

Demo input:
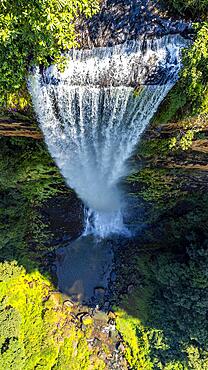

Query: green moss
[128,168,185,208]
[115,310,154,370]
[137,138,170,158]
[0,261,102,370]
[0,137,66,204]
[0,136,76,267]
[153,83,187,125]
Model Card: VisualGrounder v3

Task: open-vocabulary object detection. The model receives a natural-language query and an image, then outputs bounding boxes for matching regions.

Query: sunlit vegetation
[123,7,208,363]
[116,232,208,369]
[154,22,208,125]
[119,182,208,368]
[0,261,105,370]
[182,23,208,115]
[128,168,186,210]
[0,0,99,107]
[0,0,208,369]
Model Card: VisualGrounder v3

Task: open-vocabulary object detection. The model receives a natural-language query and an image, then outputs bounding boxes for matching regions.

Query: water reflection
[56,235,113,304]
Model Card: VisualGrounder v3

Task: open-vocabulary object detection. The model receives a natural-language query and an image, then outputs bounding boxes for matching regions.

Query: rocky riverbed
[77,0,193,48]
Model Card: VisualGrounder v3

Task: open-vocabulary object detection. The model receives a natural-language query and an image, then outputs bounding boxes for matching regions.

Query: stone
[93,337,101,346]
[108,311,116,319]
[117,341,125,352]
[81,324,87,331]
[94,287,105,296]
[127,284,134,293]
[93,311,108,322]
[76,0,193,48]
[103,301,110,310]
[63,299,74,307]
[48,291,62,306]
[76,311,89,320]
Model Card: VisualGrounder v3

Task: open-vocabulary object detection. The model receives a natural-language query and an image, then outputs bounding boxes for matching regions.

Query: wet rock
[103,301,110,310]
[109,326,117,339]
[76,311,89,320]
[93,337,101,346]
[63,299,74,308]
[108,318,115,325]
[94,287,105,296]
[116,341,125,352]
[81,324,87,331]
[127,284,134,293]
[76,0,193,49]
[48,291,62,306]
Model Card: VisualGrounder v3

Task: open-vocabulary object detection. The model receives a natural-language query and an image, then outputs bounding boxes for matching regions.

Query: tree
[0,0,99,106]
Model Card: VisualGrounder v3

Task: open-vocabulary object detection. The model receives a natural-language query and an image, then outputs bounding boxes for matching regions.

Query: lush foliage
[166,0,208,17]
[0,137,65,203]
[0,1,207,369]
[0,137,67,264]
[0,261,100,370]
[0,0,99,105]
[154,22,208,126]
[121,170,208,369]
[182,23,208,114]
[0,137,105,369]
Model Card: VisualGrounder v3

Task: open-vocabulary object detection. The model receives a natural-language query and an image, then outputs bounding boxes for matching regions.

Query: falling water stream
[29,35,188,238]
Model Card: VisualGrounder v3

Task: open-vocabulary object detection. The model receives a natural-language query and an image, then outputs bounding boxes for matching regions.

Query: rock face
[0,1,193,140]
[41,193,84,245]
[77,0,193,48]
[0,117,42,139]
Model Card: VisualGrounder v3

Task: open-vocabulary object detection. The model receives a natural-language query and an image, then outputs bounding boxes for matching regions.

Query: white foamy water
[29,35,188,237]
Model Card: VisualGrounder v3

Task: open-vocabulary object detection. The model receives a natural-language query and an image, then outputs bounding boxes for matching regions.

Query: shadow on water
[1,137,208,368]
[56,235,113,305]
[54,192,145,307]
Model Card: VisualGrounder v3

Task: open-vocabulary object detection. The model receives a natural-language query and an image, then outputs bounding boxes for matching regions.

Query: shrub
[0,0,99,106]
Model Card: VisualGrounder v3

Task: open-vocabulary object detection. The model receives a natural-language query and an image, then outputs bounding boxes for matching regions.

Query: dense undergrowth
[116,2,208,369]
[0,261,105,370]
[0,0,99,107]
[0,137,66,263]
[122,163,208,368]
[165,0,208,18]
[0,138,105,369]
[0,0,208,369]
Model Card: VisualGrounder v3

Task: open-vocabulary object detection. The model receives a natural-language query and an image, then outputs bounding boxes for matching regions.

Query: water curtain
[29,35,188,237]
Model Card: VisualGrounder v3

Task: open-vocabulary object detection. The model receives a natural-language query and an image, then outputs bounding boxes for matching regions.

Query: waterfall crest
[29,35,188,237]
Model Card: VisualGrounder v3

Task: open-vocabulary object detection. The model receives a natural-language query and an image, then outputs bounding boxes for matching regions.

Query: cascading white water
[29,35,188,237]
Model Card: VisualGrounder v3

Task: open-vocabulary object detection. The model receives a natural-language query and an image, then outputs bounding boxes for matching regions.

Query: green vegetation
[166,0,208,17]
[119,178,208,368]
[0,137,65,203]
[0,261,104,370]
[182,23,208,115]
[0,0,99,107]
[0,137,67,264]
[116,232,208,369]
[0,137,107,369]
[0,0,207,369]
[154,22,208,126]
[123,10,208,364]
[128,168,185,209]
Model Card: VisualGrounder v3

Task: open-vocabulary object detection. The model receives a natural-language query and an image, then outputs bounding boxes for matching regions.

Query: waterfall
[29,35,188,237]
